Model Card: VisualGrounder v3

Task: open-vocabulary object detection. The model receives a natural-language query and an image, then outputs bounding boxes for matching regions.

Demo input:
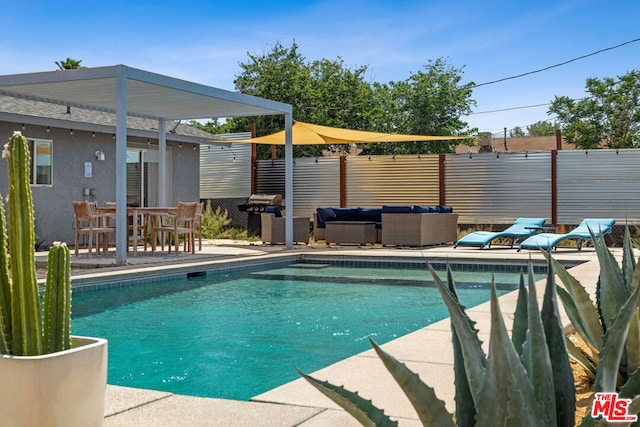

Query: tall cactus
[0,174,11,354]
[43,242,71,353]
[0,132,72,356]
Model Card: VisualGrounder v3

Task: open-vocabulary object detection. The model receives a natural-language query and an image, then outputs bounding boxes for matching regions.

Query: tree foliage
[360,58,476,155]
[527,120,557,136]
[225,41,378,158]
[55,58,84,70]
[549,70,640,149]
[510,126,525,137]
[205,42,476,157]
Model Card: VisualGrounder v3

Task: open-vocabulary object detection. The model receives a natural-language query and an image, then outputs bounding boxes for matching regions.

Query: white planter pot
[0,336,108,427]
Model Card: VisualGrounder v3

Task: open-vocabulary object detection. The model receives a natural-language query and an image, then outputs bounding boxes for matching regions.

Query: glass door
[126,149,162,207]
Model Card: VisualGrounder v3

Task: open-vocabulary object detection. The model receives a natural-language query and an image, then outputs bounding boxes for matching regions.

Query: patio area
[49,239,606,426]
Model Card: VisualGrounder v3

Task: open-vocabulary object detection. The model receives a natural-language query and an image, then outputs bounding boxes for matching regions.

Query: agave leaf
[475,279,540,426]
[622,225,636,292]
[593,231,628,330]
[578,412,596,427]
[626,311,640,379]
[370,339,455,427]
[628,395,640,419]
[565,336,597,380]
[296,369,398,427]
[444,264,477,426]
[542,250,603,351]
[428,263,486,404]
[619,366,640,399]
[555,285,600,364]
[521,266,557,426]
[594,272,640,393]
[512,273,529,357]
[541,256,576,427]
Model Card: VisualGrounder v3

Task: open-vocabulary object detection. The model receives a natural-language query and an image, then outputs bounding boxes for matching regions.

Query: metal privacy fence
[201,148,640,225]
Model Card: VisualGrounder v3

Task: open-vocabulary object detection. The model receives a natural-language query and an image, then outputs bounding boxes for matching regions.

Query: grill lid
[247,193,282,205]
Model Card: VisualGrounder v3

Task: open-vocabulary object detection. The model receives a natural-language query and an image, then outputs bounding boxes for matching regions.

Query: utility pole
[503,127,508,150]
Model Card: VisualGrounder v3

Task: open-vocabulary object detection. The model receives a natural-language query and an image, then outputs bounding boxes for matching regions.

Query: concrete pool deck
[50,240,607,426]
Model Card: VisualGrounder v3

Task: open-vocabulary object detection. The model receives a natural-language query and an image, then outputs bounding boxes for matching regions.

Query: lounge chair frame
[454,217,547,250]
[518,218,615,252]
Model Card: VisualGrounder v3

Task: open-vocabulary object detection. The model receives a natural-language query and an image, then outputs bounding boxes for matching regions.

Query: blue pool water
[71,261,541,400]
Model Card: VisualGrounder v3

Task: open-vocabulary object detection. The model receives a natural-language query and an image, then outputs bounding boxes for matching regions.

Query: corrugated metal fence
[557,149,640,224]
[200,133,251,199]
[445,151,551,223]
[201,147,640,225]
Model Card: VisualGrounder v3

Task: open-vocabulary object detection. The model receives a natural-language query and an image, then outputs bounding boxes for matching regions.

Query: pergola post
[284,113,293,248]
[115,68,128,264]
[158,119,167,207]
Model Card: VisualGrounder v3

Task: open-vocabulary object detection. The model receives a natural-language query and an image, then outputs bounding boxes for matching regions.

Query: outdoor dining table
[97,206,176,256]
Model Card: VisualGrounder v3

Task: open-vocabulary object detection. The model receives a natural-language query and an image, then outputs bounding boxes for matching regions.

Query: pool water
[72,262,539,400]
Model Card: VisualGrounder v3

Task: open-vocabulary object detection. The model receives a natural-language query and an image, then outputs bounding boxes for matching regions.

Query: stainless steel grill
[245,193,282,210]
[238,194,283,234]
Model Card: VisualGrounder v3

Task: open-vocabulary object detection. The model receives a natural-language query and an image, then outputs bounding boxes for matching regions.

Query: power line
[470,102,550,115]
[471,37,640,89]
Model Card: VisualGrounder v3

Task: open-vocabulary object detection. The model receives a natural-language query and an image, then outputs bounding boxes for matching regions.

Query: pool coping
[93,244,606,426]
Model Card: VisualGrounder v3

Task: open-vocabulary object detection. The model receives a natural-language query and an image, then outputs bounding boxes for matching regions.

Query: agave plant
[0,132,71,356]
[299,257,577,426]
[544,227,640,426]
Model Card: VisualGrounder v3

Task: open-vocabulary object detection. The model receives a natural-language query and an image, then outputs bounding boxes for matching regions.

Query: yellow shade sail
[211,121,473,145]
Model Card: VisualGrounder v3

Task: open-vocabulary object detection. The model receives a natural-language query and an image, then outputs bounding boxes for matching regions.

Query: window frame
[27,137,53,186]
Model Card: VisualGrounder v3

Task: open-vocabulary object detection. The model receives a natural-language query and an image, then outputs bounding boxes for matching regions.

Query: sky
[2,0,639,136]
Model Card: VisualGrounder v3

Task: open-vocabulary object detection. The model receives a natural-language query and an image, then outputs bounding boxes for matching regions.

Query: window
[27,139,52,185]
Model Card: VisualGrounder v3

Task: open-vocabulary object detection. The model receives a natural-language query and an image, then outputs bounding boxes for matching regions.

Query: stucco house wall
[0,99,206,248]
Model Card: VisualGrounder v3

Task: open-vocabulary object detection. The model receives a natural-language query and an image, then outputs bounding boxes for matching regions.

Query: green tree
[510,126,525,137]
[190,118,235,135]
[224,41,380,158]
[201,43,475,157]
[360,58,476,155]
[527,120,557,136]
[549,70,640,149]
[55,58,84,70]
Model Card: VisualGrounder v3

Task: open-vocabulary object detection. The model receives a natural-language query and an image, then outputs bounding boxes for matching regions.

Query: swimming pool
[71,259,544,400]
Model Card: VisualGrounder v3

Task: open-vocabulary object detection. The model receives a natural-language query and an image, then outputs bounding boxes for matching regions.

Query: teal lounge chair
[518,218,615,252]
[454,217,547,249]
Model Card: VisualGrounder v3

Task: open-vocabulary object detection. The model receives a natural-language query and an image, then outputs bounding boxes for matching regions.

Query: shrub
[299,237,640,425]
[547,226,640,424]
[299,259,576,426]
[200,202,259,241]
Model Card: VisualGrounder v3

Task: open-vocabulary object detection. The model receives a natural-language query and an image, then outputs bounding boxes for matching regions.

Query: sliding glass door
[126,148,169,207]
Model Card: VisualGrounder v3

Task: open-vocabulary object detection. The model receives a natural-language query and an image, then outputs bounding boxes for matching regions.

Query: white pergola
[0,65,294,263]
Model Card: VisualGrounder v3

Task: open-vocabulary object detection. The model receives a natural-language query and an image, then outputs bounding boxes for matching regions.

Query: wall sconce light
[69,129,74,136]
[192,145,197,151]
[46,126,50,133]
[179,142,183,148]
[112,134,116,139]
[21,124,25,130]
[92,132,96,138]
[95,150,105,161]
